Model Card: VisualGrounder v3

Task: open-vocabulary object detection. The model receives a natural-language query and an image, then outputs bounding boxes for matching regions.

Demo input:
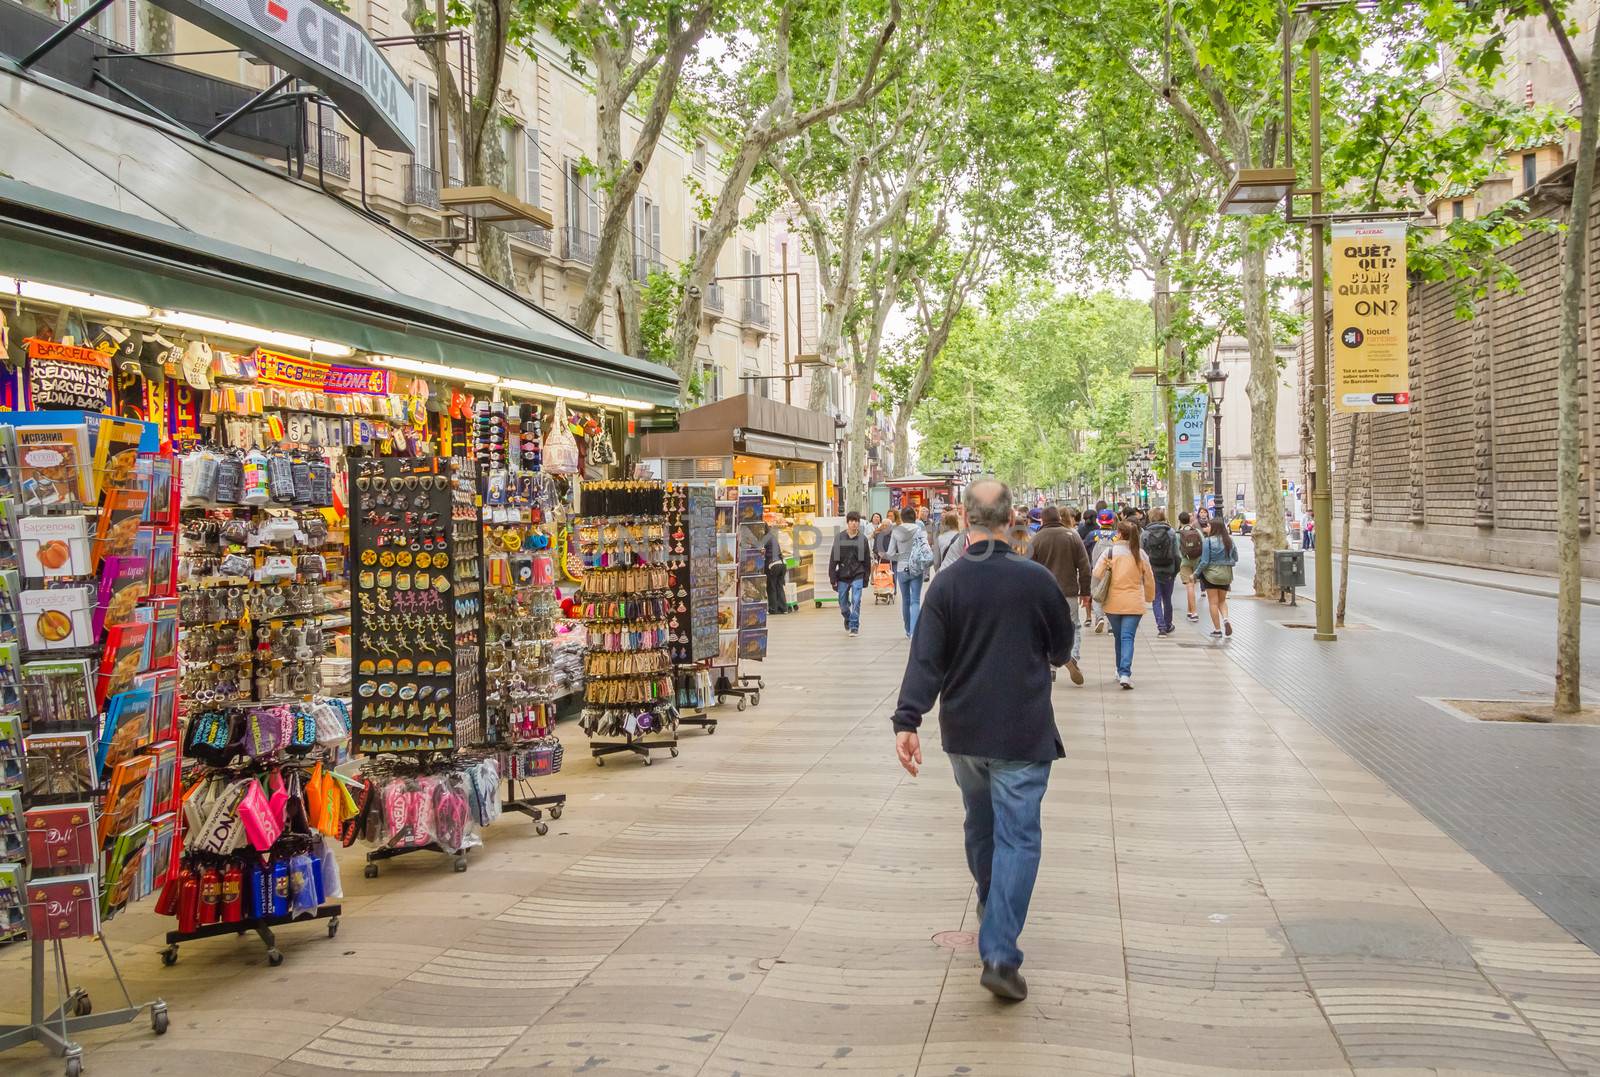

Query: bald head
[963,478,1012,531]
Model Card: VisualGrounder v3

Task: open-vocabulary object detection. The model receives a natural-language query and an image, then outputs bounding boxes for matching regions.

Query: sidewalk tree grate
[1425,696,1600,727]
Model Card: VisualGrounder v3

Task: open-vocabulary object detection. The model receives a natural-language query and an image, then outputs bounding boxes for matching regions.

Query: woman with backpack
[1195,518,1239,638]
[1091,520,1157,689]
[886,507,934,638]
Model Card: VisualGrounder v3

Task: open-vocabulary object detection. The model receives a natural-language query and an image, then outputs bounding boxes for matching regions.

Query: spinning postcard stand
[667,484,719,734]
[713,494,765,711]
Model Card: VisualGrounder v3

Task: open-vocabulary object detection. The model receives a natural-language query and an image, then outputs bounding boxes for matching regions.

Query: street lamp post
[1203,358,1227,519]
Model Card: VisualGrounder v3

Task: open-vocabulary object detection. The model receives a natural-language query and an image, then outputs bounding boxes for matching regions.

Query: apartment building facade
[68,0,821,410]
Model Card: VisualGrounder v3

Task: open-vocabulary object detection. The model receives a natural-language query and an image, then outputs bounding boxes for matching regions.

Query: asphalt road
[1231,537,1600,697]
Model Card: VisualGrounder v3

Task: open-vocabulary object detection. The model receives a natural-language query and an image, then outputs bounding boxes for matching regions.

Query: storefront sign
[25,338,111,411]
[1333,221,1410,413]
[254,350,389,395]
[1175,389,1207,473]
[148,0,416,154]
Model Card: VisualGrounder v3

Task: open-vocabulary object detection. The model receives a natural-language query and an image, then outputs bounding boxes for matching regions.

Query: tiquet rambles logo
[249,0,290,31]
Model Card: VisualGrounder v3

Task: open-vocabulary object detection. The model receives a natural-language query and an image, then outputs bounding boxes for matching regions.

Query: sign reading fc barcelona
[149,0,416,154]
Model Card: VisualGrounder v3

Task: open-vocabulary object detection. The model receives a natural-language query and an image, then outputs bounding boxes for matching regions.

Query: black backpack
[1145,527,1178,574]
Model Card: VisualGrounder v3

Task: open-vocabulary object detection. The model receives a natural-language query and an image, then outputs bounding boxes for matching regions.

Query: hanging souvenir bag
[213,451,244,505]
[543,399,581,475]
[186,710,238,767]
[318,836,344,900]
[244,705,290,758]
[238,777,285,851]
[241,448,271,506]
[339,777,373,848]
[194,779,250,856]
[433,775,470,852]
[286,705,317,755]
[288,852,319,916]
[588,417,616,467]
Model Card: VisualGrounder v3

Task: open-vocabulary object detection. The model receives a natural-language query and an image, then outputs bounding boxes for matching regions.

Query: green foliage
[913,288,1158,492]
[639,267,684,369]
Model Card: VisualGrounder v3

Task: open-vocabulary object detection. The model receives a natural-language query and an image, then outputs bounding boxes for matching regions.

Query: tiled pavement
[1220,589,1600,952]
[5,595,1600,1075]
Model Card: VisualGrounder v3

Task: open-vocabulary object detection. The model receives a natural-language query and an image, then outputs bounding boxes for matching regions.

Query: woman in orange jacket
[1091,519,1157,689]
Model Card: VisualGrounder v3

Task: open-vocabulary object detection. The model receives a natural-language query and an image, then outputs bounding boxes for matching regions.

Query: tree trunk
[1154,261,1179,510]
[471,139,513,288]
[846,349,877,512]
[892,407,911,478]
[1240,238,1285,594]
[670,137,769,402]
[138,6,174,52]
[808,287,852,411]
[1553,32,1600,714]
[1336,414,1360,627]
[614,260,643,357]
[576,45,633,336]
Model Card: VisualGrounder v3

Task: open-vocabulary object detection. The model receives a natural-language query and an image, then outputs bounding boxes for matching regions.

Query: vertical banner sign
[1174,390,1208,474]
[1332,221,1410,413]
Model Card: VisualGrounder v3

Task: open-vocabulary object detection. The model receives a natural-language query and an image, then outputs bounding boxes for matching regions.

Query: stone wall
[1308,180,1600,578]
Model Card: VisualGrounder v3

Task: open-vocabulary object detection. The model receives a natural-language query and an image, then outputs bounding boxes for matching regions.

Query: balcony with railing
[305,124,350,181]
[405,161,441,209]
[742,296,771,328]
[508,224,553,252]
[633,254,666,282]
[703,282,725,317]
[564,227,599,266]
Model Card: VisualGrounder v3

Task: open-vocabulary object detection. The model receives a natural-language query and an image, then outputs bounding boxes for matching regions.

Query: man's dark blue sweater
[892,538,1074,762]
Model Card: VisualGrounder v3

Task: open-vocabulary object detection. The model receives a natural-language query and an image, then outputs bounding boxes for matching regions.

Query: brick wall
[1311,185,1600,578]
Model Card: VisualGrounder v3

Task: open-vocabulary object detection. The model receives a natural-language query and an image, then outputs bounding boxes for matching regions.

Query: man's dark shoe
[980,961,1027,1001]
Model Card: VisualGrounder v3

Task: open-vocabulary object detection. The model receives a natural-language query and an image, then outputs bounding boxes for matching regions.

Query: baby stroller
[871,561,895,604]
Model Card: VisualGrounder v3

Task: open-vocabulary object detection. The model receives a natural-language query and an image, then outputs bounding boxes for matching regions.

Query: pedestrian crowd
[854,479,1247,1006]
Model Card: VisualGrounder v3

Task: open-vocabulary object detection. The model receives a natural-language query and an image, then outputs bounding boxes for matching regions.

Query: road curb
[1353,559,1600,608]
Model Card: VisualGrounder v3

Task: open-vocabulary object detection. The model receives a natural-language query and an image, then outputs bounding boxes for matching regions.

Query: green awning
[0,67,679,407]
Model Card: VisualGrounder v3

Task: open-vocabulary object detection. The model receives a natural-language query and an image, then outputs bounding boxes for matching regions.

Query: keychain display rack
[577,480,678,765]
[0,412,175,1077]
[349,455,488,874]
[667,485,718,734]
[164,436,351,967]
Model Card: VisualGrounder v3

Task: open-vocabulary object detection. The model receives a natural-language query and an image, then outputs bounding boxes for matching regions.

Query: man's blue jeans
[836,578,864,631]
[1152,573,1176,633]
[898,571,923,637]
[949,753,1051,968]
[1107,612,1141,678]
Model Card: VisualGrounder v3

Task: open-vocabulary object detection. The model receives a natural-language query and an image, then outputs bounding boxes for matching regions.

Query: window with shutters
[565,161,600,262]
[1522,152,1538,191]
[523,129,541,206]
[632,196,662,280]
[692,141,708,173]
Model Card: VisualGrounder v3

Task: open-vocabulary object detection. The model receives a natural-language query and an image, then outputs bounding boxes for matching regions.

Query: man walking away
[828,512,872,636]
[886,507,933,638]
[1029,505,1091,685]
[1142,508,1180,636]
[892,479,1073,1003]
[763,522,789,615]
[1176,511,1203,622]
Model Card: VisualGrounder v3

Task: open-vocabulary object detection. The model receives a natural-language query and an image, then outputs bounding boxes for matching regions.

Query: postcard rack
[0,413,177,1077]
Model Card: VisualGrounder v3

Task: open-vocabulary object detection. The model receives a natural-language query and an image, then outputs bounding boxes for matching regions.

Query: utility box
[1275,549,1306,604]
